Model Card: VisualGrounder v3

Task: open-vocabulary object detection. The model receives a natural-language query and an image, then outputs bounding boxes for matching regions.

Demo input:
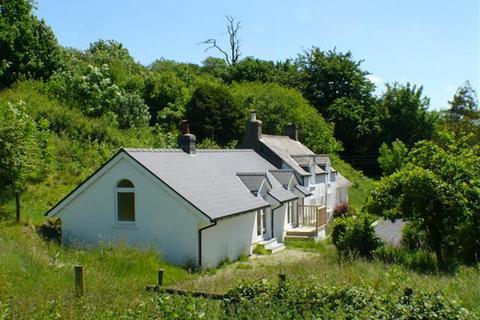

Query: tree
[367,140,480,268]
[86,39,146,92]
[51,63,150,128]
[202,16,241,66]
[377,139,408,175]
[441,81,480,139]
[0,100,40,198]
[185,82,245,145]
[446,81,479,122]
[230,82,341,154]
[294,47,375,116]
[0,0,62,88]
[328,97,380,167]
[143,70,192,127]
[378,83,436,147]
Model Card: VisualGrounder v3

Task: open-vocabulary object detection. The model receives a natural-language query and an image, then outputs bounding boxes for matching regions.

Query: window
[116,179,135,222]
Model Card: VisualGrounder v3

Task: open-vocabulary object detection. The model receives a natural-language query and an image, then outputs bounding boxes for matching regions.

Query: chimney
[284,123,298,141]
[240,110,262,148]
[178,120,196,154]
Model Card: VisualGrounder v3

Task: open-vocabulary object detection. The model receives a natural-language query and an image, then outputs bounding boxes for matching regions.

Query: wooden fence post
[74,265,84,297]
[157,269,164,287]
[15,191,20,223]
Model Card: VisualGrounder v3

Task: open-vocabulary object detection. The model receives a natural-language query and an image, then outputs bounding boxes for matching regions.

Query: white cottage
[47,125,316,267]
[47,117,350,268]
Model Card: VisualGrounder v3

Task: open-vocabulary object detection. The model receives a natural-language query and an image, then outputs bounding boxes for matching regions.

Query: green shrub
[223,279,474,319]
[331,214,380,258]
[375,245,439,273]
[401,221,429,250]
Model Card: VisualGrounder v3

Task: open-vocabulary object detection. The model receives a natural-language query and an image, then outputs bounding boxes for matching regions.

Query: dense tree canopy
[367,138,480,268]
[185,82,245,145]
[377,83,436,147]
[377,139,408,175]
[294,47,375,116]
[231,82,341,154]
[0,0,62,88]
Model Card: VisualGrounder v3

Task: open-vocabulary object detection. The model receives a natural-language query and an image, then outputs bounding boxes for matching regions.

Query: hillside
[0,82,175,222]
[1,223,478,318]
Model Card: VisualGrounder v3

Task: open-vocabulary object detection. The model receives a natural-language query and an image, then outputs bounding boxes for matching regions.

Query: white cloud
[366,74,384,85]
[447,84,456,93]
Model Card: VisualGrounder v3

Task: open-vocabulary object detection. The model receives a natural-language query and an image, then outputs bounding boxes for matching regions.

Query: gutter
[198,221,217,267]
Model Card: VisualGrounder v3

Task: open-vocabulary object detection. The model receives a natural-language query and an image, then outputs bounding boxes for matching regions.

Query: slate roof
[336,173,352,188]
[260,135,329,177]
[236,173,270,195]
[269,169,296,188]
[124,148,297,220]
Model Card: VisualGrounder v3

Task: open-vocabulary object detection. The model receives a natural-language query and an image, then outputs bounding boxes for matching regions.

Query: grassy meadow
[0,222,478,319]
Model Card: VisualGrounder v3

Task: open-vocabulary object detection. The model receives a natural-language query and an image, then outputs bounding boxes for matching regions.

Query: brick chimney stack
[284,123,298,141]
[178,120,196,154]
[240,110,262,148]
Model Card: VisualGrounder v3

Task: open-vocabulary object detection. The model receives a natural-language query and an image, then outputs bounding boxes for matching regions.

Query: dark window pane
[117,192,135,221]
[117,179,134,188]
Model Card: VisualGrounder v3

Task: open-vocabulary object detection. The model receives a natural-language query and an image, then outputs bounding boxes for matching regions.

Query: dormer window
[116,179,135,222]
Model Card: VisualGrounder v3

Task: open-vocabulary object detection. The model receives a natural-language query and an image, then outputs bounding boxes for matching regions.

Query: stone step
[259,238,277,247]
[267,242,285,253]
[285,230,318,237]
[284,234,316,240]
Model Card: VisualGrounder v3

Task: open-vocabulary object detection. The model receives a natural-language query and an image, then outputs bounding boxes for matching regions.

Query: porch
[285,204,328,240]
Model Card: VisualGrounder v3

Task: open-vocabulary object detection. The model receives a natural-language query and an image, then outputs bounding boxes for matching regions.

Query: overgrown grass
[0,223,194,318]
[173,240,480,316]
[0,224,479,318]
[331,156,377,210]
[284,238,329,253]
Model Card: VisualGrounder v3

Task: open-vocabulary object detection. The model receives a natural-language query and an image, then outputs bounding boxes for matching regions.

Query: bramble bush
[222,279,474,319]
[331,213,380,258]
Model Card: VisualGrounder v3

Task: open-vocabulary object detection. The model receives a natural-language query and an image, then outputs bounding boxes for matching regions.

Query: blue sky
[36,0,479,110]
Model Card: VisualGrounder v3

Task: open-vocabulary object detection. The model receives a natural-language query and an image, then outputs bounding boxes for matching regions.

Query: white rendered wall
[201,211,256,268]
[58,156,202,265]
[273,203,287,241]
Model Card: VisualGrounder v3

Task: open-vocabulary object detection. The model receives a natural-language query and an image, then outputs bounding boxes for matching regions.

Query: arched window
[116,179,135,222]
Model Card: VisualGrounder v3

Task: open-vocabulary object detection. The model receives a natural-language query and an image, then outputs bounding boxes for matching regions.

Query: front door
[256,209,268,240]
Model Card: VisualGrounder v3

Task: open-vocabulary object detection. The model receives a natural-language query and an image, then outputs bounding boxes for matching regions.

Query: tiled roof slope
[125,149,296,220]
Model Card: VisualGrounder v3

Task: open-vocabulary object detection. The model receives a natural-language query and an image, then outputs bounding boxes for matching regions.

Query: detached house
[46,115,350,268]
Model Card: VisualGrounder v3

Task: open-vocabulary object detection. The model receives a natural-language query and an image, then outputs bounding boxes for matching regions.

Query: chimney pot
[249,110,257,122]
[178,120,196,154]
[284,123,299,141]
[180,120,190,135]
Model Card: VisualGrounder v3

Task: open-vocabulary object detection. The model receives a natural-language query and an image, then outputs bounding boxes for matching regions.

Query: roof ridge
[236,172,267,176]
[196,149,254,153]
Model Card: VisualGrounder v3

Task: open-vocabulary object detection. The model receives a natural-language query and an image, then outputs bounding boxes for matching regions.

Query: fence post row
[74,265,84,297]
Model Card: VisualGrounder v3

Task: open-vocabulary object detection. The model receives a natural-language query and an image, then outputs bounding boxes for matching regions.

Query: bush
[333,202,356,218]
[375,245,439,274]
[331,214,380,258]
[401,221,429,251]
[222,279,474,319]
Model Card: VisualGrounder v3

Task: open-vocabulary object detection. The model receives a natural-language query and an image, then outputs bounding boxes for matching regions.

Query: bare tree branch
[200,16,241,66]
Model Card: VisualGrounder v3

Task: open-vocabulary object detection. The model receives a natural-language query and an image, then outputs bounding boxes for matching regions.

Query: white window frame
[115,180,136,224]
